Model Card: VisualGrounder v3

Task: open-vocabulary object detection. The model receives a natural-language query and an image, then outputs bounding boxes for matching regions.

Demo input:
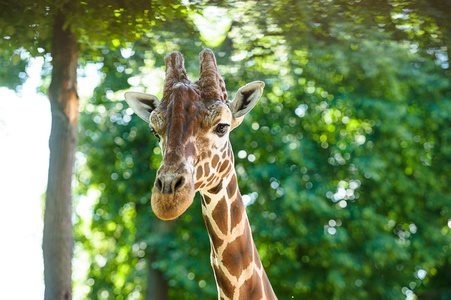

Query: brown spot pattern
[219,160,229,173]
[230,198,244,231]
[204,162,210,177]
[239,269,263,300]
[221,225,253,278]
[207,173,216,183]
[221,142,228,152]
[212,197,228,235]
[204,215,224,249]
[208,180,222,194]
[213,264,235,299]
[227,174,237,199]
[195,182,202,190]
[200,151,209,161]
[225,164,232,176]
[196,165,203,181]
[201,194,211,206]
[212,154,220,168]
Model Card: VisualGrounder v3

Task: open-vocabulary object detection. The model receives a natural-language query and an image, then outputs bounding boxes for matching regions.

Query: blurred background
[0,0,450,299]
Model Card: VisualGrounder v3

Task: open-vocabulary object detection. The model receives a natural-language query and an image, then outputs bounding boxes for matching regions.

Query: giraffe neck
[200,167,276,300]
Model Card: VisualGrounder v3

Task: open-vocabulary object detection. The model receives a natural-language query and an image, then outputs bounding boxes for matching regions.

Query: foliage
[75,1,451,299]
[0,0,193,89]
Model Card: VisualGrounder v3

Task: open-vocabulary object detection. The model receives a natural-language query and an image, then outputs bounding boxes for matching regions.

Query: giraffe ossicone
[124,49,276,299]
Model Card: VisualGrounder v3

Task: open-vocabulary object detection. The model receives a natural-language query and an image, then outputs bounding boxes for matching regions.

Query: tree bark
[43,11,79,300]
[145,221,173,300]
[145,251,169,300]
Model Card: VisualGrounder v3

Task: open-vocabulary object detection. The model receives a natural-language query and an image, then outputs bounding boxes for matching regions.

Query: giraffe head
[125,49,264,220]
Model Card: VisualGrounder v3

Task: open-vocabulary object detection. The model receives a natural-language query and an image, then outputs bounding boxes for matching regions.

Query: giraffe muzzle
[151,168,195,220]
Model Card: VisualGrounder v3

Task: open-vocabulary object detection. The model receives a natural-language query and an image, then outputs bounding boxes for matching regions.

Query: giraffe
[124,49,277,299]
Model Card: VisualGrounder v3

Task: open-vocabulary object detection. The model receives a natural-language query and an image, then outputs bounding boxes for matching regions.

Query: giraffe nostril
[155,177,163,191]
[173,176,185,192]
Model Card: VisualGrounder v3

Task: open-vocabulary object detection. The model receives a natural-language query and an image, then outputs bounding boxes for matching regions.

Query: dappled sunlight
[190,6,231,48]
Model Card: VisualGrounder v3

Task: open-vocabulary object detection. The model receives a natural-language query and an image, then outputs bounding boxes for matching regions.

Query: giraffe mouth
[151,189,195,220]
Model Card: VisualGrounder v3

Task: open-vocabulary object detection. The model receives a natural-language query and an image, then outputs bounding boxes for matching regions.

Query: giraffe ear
[124,92,160,123]
[229,81,264,129]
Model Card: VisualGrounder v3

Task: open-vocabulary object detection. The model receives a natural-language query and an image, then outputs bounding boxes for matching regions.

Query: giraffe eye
[150,128,161,141]
[215,123,230,136]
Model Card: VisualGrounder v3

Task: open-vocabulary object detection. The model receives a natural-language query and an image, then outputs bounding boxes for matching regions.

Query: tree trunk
[440,25,451,73]
[145,221,173,300]
[145,251,169,300]
[428,0,451,73]
[43,11,79,300]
